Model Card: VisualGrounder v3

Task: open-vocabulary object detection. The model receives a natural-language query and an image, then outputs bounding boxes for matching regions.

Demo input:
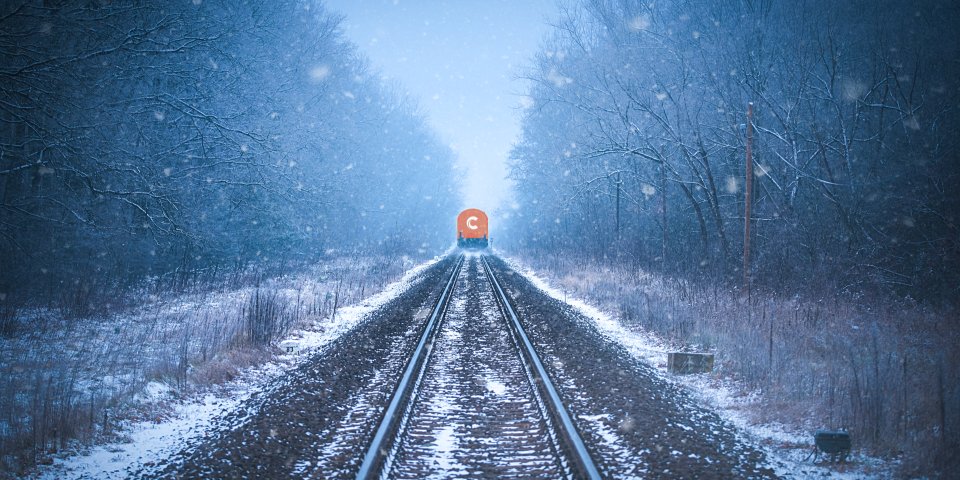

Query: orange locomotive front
[456,208,489,248]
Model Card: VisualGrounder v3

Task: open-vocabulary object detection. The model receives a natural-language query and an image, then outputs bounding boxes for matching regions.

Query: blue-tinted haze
[327,0,555,214]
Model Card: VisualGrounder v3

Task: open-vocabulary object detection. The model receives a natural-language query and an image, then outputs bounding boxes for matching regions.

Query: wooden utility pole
[660,161,668,270]
[615,171,621,240]
[743,102,754,295]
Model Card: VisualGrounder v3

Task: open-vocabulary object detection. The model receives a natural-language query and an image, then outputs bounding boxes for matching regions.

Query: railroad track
[156,252,775,479]
[356,254,601,479]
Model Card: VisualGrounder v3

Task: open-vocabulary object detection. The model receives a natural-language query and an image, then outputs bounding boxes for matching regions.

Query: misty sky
[325,0,556,214]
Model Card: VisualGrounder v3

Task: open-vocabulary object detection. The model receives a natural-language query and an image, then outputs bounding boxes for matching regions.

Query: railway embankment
[501,251,952,478]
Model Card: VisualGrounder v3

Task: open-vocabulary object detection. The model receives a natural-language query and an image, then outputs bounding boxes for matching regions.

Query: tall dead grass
[524,253,959,477]
[0,255,411,476]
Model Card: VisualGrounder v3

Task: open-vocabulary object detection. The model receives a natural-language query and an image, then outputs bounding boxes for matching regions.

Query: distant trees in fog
[0,1,459,304]
[505,0,959,298]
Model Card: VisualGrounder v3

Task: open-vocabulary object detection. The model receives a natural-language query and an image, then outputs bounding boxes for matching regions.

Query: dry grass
[520,252,959,477]
[0,255,414,476]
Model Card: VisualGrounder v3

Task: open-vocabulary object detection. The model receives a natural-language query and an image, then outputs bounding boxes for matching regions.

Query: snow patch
[136,381,173,402]
[432,424,460,472]
[485,379,506,396]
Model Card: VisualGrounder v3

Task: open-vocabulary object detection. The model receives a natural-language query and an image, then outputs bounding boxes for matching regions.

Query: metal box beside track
[667,352,714,374]
[814,430,851,461]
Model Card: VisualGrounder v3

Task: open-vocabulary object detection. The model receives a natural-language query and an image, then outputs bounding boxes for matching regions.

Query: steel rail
[356,254,464,480]
[481,255,603,480]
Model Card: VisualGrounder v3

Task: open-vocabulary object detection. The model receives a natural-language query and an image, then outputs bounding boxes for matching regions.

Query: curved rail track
[356,254,601,479]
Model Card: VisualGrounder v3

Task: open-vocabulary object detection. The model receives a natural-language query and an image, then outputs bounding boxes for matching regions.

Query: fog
[327,0,555,213]
[1,0,958,477]
[0,1,467,301]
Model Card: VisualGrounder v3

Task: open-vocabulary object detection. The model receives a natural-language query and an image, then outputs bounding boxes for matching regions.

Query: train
[456,208,489,249]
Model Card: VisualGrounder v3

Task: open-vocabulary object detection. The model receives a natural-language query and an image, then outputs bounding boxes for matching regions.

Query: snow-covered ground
[18,253,445,479]
[499,252,897,479]
[19,250,902,478]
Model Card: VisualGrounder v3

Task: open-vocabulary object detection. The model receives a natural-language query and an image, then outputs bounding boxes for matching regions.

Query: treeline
[505,0,959,299]
[0,1,459,306]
